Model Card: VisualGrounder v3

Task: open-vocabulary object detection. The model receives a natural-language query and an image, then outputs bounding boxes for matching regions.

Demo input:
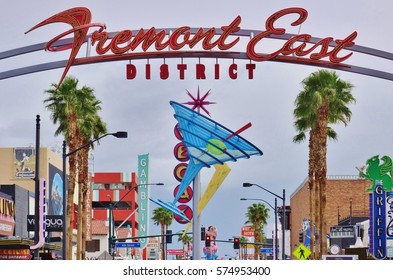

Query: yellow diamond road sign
[293,243,311,260]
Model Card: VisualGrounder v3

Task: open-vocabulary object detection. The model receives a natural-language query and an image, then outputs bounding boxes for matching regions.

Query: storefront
[0,192,15,237]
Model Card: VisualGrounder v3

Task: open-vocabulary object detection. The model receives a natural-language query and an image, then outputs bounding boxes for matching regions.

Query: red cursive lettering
[26,7,357,86]
[25,7,105,88]
[247,7,357,63]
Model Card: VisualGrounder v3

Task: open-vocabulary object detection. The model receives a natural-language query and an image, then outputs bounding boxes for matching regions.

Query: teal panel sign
[137,154,149,249]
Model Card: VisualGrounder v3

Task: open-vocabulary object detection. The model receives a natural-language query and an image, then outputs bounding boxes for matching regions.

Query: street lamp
[243,182,286,260]
[108,182,164,259]
[240,197,278,260]
[62,131,128,260]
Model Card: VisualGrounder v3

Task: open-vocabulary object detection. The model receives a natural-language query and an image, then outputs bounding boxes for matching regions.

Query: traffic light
[299,232,304,243]
[201,227,206,241]
[166,230,173,244]
[205,235,211,247]
[233,237,240,249]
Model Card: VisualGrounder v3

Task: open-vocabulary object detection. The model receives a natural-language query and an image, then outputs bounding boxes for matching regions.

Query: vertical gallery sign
[359,155,393,259]
[138,154,149,249]
[370,182,387,259]
[86,173,92,241]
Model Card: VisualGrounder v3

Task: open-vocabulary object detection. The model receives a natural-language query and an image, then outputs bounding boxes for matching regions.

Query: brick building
[290,175,370,258]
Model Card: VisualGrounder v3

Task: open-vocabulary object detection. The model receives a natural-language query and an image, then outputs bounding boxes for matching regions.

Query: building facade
[0,147,65,259]
[90,172,139,258]
[290,175,370,258]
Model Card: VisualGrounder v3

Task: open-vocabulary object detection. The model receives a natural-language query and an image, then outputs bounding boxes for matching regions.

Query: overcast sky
[2,0,393,258]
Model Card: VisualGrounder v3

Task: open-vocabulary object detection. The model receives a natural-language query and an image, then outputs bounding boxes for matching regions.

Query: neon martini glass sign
[150,101,262,221]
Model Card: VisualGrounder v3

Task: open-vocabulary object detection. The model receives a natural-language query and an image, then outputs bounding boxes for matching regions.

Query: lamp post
[240,197,278,260]
[34,115,41,260]
[243,183,286,260]
[108,182,164,260]
[62,131,128,260]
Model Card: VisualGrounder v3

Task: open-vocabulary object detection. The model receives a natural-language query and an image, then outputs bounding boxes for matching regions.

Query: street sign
[115,242,141,248]
[260,248,273,254]
[292,243,311,260]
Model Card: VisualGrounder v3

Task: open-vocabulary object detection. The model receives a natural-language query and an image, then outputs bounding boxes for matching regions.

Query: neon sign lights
[26,7,357,85]
[126,63,257,80]
[371,183,387,259]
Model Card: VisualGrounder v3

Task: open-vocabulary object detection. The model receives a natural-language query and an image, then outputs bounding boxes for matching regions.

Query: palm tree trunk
[314,179,321,259]
[254,224,261,260]
[77,180,82,259]
[81,189,87,260]
[161,223,165,260]
[314,100,329,259]
[81,147,89,260]
[66,114,78,260]
[66,152,77,260]
[76,137,84,260]
[308,131,315,259]
[319,100,329,257]
[182,241,185,259]
[314,126,322,259]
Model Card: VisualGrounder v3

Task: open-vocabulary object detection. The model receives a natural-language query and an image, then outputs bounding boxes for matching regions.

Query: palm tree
[245,203,269,260]
[152,207,174,260]
[44,76,104,259]
[80,117,107,260]
[76,102,107,259]
[293,69,355,258]
[178,234,192,259]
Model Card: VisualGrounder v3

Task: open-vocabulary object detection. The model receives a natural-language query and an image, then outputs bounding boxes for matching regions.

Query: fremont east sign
[25,7,357,85]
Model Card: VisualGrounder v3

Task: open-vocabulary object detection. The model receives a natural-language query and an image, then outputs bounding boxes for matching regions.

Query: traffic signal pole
[192,173,202,260]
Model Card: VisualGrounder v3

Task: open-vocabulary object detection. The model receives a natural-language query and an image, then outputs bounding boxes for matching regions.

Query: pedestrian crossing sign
[293,243,311,260]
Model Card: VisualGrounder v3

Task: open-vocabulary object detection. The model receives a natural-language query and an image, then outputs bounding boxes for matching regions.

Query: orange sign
[241,225,254,237]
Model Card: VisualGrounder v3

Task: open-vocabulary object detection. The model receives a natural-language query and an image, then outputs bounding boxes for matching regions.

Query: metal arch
[1,28,393,81]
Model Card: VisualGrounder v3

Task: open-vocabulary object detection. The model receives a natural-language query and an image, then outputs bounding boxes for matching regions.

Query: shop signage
[0,220,15,236]
[0,249,31,260]
[27,215,63,232]
[241,225,255,237]
[167,249,184,255]
[329,225,355,238]
[26,7,356,86]
[0,196,15,217]
[0,195,15,236]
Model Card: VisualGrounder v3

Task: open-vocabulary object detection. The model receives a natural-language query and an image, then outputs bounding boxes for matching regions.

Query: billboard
[48,164,64,215]
[14,147,35,179]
